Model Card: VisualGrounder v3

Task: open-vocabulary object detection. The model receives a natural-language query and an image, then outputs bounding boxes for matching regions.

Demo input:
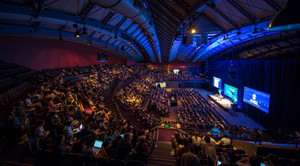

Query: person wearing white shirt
[217,133,231,146]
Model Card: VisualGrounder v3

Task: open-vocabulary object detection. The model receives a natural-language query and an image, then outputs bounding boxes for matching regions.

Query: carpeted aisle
[148,141,176,166]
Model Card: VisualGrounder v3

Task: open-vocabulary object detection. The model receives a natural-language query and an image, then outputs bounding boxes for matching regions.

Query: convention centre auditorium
[0,0,299,165]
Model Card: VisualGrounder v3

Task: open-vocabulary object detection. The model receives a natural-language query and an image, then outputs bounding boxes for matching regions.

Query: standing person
[181,145,201,166]
[202,135,217,166]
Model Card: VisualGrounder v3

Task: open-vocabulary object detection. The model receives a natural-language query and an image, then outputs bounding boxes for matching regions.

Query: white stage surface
[209,95,233,109]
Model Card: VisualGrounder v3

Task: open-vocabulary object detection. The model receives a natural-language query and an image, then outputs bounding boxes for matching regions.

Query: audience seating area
[1,62,299,166]
[174,88,229,130]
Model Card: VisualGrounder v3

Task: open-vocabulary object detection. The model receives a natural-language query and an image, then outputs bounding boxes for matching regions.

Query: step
[150,154,174,160]
[147,160,176,166]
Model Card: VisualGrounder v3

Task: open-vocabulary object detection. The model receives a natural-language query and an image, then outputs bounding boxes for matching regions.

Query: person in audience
[236,154,260,166]
[202,135,217,166]
[181,145,201,166]
[176,138,189,166]
[266,154,279,166]
[217,133,231,146]
[114,133,132,160]
[192,132,202,148]
[203,132,216,145]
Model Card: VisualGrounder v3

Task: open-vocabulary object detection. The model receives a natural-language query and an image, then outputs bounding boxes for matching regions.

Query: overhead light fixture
[268,0,300,31]
[86,40,92,46]
[253,27,258,34]
[226,34,229,40]
[114,32,118,39]
[237,31,241,35]
[82,27,88,36]
[190,26,197,34]
[74,30,81,37]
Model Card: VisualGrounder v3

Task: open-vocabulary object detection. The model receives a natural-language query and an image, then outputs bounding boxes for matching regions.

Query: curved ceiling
[0,0,299,63]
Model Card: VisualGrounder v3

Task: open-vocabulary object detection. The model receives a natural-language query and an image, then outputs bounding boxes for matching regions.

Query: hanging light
[189,25,197,34]
[86,40,92,46]
[226,34,229,40]
[82,27,88,36]
[74,30,81,37]
[253,27,258,34]
[268,0,300,31]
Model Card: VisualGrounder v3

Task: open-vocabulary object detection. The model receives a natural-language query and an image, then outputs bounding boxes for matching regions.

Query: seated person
[217,133,231,146]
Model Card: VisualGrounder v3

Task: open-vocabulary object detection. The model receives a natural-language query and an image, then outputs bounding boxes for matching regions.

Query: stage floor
[209,95,233,110]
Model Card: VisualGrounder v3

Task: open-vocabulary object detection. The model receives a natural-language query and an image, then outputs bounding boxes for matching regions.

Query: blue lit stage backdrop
[224,84,238,103]
[243,86,270,114]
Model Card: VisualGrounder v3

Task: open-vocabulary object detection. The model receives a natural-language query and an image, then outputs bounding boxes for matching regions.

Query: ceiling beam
[78,0,96,20]
[174,0,192,13]
[248,43,298,60]
[123,22,135,33]
[212,34,298,60]
[101,11,115,25]
[263,0,282,12]
[150,4,180,26]
[114,16,127,29]
[0,2,155,61]
[226,0,255,23]
[156,0,184,20]
[211,7,238,28]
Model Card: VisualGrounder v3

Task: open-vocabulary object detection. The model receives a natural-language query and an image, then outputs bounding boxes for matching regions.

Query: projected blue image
[213,77,222,89]
[243,86,270,114]
[224,84,238,103]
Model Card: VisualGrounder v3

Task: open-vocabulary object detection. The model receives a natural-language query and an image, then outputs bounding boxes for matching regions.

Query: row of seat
[0,82,31,109]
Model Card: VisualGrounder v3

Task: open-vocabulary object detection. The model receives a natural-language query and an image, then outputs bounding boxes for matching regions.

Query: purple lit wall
[0,36,125,70]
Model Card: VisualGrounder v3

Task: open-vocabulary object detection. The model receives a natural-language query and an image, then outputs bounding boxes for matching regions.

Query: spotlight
[190,27,197,34]
[226,34,229,40]
[114,32,118,39]
[74,30,81,37]
[237,31,241,35]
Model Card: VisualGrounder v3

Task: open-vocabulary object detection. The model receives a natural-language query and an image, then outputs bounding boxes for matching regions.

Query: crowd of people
[173,88,228,130]
[1,64,158,165]
[116,72,201,129]
[171,131,292,166]
[3,61,298,166]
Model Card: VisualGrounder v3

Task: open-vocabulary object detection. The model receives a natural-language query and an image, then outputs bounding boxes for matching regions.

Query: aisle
[162,106,177,122]
[148,141,176,166]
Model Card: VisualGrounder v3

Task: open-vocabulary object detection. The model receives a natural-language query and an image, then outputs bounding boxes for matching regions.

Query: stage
[208,94,238,117]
